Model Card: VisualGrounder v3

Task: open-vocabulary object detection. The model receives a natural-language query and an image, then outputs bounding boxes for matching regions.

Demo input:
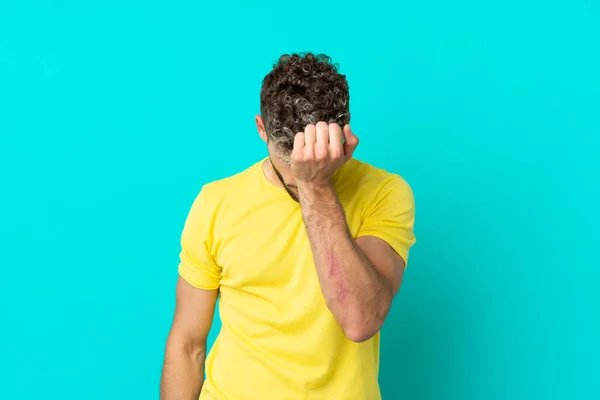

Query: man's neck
[262,158,285,189]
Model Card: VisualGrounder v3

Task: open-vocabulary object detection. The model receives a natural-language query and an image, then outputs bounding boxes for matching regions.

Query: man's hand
[290,121,359,187]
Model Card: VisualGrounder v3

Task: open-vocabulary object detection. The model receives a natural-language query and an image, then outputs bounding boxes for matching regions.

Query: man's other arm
[160,277,217,399]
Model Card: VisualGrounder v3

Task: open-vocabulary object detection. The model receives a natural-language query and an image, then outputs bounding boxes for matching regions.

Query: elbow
[341,316,385,343]
[340,302,391,343]
[343,327,379,343]
[166,332,207,359]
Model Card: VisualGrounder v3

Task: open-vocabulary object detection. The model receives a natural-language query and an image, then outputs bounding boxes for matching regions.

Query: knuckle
[315,147,328,160]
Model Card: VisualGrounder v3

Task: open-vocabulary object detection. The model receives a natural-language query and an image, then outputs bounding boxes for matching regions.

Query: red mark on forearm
[327,252,348,304]
[327,252,341,276]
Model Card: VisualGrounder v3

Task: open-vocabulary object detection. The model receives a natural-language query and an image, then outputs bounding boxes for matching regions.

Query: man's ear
[256,115,268,143]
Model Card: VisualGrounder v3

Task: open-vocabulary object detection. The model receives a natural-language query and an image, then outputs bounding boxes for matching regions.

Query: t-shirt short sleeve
[356,175,416,267]
[178,185,222,290]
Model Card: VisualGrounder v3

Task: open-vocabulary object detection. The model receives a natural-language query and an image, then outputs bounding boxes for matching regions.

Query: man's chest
[211,199,364,291]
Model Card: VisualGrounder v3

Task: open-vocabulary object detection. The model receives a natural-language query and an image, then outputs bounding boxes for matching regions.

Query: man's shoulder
[195,158,263,203]
[340,158,412,195]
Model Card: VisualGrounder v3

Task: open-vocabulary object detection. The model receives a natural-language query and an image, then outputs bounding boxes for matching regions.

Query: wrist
[297,179,335,199]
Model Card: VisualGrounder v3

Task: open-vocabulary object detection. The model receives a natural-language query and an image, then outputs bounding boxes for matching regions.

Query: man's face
[268,147,299,202]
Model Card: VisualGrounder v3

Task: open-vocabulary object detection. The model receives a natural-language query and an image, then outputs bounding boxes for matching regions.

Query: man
[160,53,416,399]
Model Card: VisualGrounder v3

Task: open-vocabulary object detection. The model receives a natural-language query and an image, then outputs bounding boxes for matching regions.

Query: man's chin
[285,188,299,203]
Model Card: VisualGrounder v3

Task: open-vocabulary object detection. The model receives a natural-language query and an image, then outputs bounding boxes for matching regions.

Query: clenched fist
[290,122,359,187]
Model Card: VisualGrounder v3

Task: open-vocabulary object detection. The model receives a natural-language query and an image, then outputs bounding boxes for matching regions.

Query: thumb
[343,124,359,160]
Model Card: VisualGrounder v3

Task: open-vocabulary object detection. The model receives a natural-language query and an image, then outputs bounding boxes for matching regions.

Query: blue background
[1,1,598,399]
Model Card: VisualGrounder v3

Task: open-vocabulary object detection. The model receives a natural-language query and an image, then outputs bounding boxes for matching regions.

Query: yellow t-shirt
[178,157,416,400]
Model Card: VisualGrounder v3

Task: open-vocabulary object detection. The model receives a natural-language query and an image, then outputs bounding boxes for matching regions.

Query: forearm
[160,337,206,400]
[298,182,393,342]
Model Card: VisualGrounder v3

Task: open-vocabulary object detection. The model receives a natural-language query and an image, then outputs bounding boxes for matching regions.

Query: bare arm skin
[298,182,405,343]
[160,277,218,399]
